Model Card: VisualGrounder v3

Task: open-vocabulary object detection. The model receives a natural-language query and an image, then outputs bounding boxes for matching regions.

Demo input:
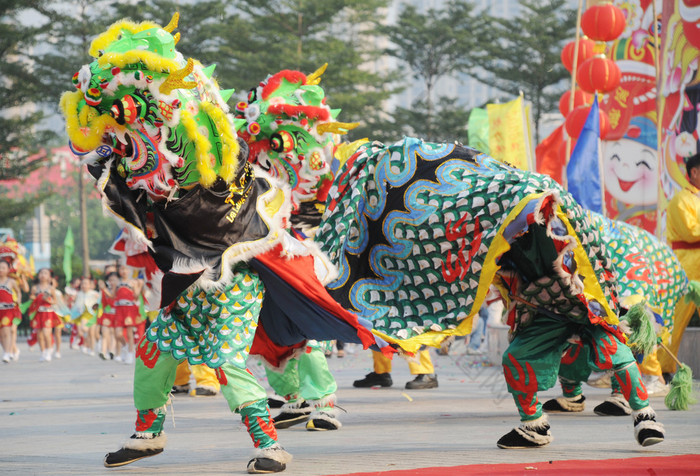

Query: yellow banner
[487,96,530,170]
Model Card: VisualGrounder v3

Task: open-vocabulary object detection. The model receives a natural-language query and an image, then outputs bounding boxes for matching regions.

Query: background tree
[382,0,481,142]
[30,0,121,274]
[0,1,55,223]
[222,0,400,141]
[471,0,576,142]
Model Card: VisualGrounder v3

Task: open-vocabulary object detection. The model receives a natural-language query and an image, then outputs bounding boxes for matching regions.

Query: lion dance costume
[232,65,666,449]
[60,16,386,473]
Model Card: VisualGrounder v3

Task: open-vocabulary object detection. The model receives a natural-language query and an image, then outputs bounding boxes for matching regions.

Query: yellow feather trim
[89,19,162,58]
[60,91,120,151]
[180,109,216,187]
[98,50,180,74]
[200,101,239,183]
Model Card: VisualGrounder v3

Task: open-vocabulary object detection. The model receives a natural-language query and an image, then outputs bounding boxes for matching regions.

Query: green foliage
[224,0,400,140]
[393,97,470,143]
[471,0,576,142]
[381,0,480,142]
[0,1,53,184]
[44,169,120,266]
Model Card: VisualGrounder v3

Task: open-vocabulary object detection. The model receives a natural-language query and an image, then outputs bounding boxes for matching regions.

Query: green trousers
[132,337,278,448]
[265,342,337,407]
[503,313,649,421]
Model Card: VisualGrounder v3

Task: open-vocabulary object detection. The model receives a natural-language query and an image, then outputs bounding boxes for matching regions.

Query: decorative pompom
[622,302,656,357]
[665,363,697,411]
[684,280,700,306]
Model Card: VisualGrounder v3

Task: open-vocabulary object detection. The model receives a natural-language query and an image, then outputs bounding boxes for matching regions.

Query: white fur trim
[279,399,310,413]
[123,432,167,451]
[308,410,342,429]
[520,413,550,431]
[554,396,585,412]
[634,419,665,439]
[633,406,665,442]
[516,414,552,445]
[306,394,337,410]
[251,443,293,464]
[606,393,632,413]
[632,406,656,421]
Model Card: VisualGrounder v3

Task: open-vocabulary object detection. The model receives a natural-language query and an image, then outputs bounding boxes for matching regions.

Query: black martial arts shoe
[306,410,342,431]
[247,444,292,474]
[542,395,585,413]
[273,401,311,429]
[497,415,553,449]
[171,384,190,395]
[268,395,286,409]
[633,407,665,447]
[103,433,166,467]
[405,374,438,389]
[353,371,393,388]
[594,393,632,416]
[194,386,217,396]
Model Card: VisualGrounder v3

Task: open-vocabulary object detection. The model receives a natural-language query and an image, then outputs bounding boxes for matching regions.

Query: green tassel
[664,364,697,411]
[622,302,656,357]
[684,280,700,306]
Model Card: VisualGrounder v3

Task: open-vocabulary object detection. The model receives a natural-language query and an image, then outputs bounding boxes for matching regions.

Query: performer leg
[266,356,310,429]
[215,363,292,473]
[542,341,589,413]
[593,370,632,416]
[497,314,576,449]
[353,349,393,387]
[586,326,664,446]
[405,349,438,389]
[104,337,180,468]
[172,361,192,394]
[659,299,696,373]
[191,364,220,396]
[298,344,341,431]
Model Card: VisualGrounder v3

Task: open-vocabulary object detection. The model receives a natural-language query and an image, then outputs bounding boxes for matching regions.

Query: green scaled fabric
[145,264,263,369]
[665,363,697,411]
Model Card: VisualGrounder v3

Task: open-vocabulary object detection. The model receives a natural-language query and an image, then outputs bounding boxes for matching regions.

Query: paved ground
[1,338,698,475]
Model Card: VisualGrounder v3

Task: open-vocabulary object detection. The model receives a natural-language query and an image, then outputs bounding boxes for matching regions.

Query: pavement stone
[1,338,698,475]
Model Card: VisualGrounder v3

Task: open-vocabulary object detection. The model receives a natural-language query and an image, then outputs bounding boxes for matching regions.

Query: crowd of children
[0,257,148,364]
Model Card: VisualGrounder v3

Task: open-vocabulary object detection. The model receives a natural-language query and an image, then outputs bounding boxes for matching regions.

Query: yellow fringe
[60,91,120,151]
[180,109,216,187]
[89,19,162,58]
[200,101,239,183]
[98,50,180,74]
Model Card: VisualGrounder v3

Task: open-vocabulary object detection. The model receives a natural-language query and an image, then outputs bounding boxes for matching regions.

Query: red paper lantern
[565,105,610,139]
[581,3,626,42]
[561,38,596,73]
[559,89,593,117]
[576,55,621,93]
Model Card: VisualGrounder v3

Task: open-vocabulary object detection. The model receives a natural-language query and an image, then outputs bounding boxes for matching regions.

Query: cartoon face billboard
[657,0,700,235]
[600,0,662,232]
